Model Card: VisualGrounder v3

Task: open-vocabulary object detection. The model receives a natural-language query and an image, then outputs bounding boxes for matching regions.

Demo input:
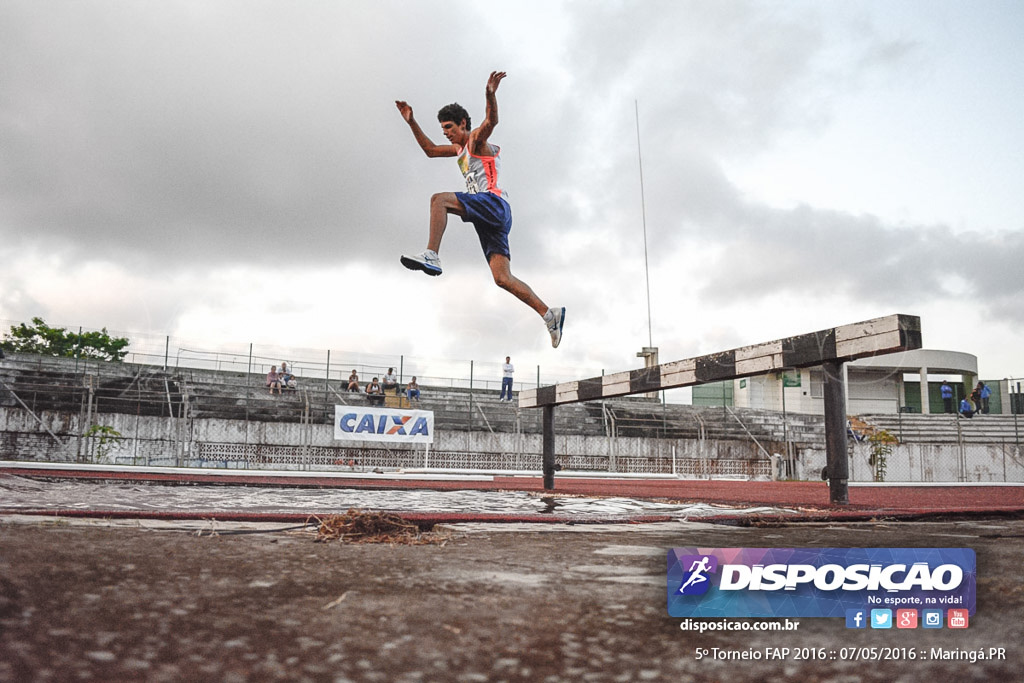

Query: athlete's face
[441,119,468,144]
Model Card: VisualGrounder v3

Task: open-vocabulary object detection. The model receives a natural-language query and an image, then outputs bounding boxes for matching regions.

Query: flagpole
[635,100,653,348]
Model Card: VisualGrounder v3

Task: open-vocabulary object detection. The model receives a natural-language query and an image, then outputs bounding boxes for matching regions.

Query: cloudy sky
[2,0,1022,384]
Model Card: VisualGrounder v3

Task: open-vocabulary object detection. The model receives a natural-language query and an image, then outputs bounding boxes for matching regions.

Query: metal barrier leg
[823,360,849,505]
[543,405,555,490]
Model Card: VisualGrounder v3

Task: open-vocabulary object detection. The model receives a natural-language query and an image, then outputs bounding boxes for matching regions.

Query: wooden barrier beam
[521,314,920,409]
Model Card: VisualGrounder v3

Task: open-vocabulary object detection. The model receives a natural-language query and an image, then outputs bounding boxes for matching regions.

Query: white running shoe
[544,307,565,348]
[401,250,442,276]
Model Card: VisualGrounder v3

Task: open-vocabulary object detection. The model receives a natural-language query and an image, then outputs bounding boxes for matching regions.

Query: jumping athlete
[395,71,566,348]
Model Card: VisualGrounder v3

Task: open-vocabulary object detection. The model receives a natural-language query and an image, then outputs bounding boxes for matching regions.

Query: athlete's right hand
[486,71,506,95]
[395,100,414,123]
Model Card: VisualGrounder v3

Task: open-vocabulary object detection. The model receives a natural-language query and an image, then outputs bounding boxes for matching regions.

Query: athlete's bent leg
[487,254,548,316]
[488,253,565,348]
[428,193,465,253]
[402,192,466,276]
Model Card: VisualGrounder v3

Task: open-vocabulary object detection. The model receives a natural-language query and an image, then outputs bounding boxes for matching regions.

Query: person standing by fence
[941,380,954,413]
[500,356,514,402]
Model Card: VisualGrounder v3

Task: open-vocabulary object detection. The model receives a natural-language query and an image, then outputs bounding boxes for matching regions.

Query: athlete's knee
[492,271,514,290]
[489,256,514,289]
[432,193,465,218]
[431,192,457,209]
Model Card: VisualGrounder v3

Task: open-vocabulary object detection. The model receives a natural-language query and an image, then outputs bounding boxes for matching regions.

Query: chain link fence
[0,317,606,400]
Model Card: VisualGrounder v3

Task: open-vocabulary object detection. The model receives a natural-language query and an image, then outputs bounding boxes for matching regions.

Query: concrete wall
[797,441,1024,483]
[0,406,771,477]
[4,406,1020,482]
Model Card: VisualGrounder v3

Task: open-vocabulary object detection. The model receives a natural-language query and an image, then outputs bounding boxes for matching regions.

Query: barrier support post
[543,405,555,490]
[822,360,849,505]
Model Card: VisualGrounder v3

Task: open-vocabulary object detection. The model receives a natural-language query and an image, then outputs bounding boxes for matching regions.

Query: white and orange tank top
[457,143,506,199]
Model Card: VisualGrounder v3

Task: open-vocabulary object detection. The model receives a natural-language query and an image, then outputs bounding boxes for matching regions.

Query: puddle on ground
[0,474,791,519]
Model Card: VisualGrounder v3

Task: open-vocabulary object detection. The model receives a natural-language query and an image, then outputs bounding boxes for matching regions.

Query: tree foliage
[1,317,130,362]
[867,429,897,483]
[83,424,125,463]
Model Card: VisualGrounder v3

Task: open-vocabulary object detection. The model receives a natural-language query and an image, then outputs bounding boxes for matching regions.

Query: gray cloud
[0,1,895,268]
[0,1,506,268]
[689,203,1024,325]
[3,0,1022,372]
[527,1,1024,324]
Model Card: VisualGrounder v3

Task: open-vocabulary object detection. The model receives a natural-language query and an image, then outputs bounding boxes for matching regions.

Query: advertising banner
[668,547,976,619]
[334,406,435,444]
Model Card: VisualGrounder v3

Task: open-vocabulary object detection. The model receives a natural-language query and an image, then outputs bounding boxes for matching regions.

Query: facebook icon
[845,609,867,629]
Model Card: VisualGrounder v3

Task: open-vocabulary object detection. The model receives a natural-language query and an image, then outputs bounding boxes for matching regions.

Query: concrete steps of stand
[0,359,180,418]
[857,413,1023,445]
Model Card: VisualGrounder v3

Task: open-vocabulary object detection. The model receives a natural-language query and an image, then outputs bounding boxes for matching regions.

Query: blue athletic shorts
[456,191,512,261]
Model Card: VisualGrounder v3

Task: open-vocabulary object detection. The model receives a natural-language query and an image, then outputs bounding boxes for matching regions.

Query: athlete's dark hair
[437,102,471,129]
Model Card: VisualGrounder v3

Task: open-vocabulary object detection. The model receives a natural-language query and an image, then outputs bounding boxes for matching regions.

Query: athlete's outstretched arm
[395,100,459,158]
[473,71,505,153]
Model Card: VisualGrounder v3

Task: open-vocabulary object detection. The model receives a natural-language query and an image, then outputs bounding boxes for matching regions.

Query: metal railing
[0,317,605,401]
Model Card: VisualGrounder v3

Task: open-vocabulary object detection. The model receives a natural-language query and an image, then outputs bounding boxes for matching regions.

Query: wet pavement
[5,462,1022,520]
[0,475,790,519]
[2,513,1023,682]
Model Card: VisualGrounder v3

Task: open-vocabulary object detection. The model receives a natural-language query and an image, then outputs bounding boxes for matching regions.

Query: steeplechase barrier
[520,314,922,504]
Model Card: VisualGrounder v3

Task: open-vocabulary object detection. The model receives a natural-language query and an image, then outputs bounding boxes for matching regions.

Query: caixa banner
[334,406,434,444]
[667,548,975,618]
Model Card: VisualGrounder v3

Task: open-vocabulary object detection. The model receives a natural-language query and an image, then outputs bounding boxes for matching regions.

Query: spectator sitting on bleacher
[406,376,421,404]
[382,367,400,395]
[959,397,975,418]
[280,362,295,390]
[347,370,360,392]
[366,377,386,405]
[266,366,283,396]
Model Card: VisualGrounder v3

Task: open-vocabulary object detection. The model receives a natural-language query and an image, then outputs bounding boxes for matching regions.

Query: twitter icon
[870,609,892,629]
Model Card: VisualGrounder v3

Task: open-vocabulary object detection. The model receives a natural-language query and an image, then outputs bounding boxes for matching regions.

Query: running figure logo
[677,554,718,595]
